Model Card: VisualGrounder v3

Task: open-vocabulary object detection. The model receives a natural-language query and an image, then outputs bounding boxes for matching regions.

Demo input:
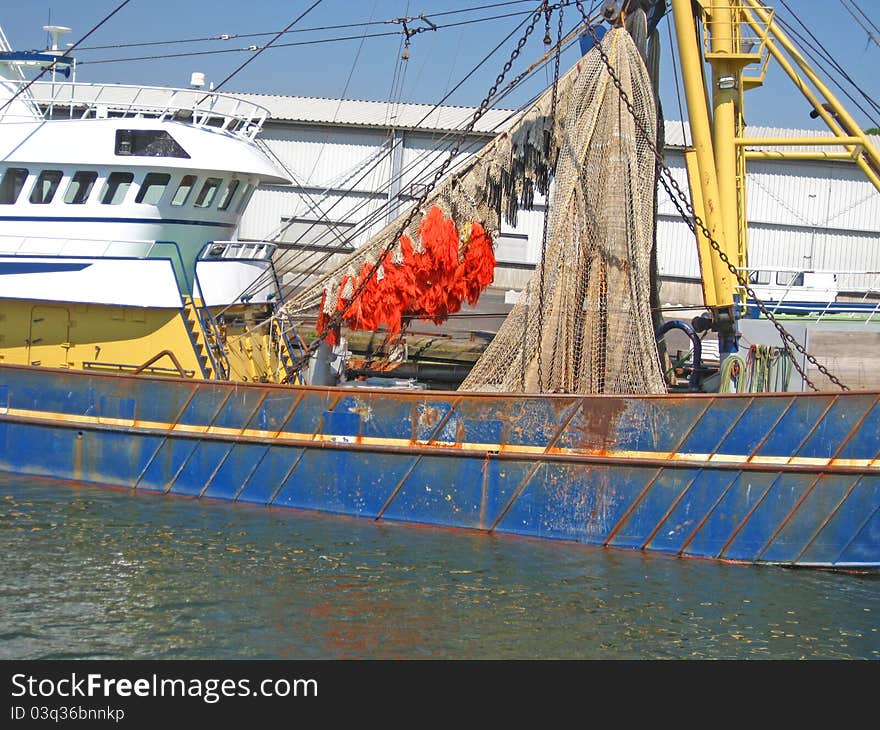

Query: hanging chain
[573,1,848,392]
[535,4,565,391]
[289,3,548,374]
[543,2,553,44]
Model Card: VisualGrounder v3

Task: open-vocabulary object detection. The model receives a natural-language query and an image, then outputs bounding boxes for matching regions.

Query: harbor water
[1,472,877,660]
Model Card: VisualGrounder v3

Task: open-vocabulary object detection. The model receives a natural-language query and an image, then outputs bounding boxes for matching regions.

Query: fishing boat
[740,266,880,320]
[0,2,877,570]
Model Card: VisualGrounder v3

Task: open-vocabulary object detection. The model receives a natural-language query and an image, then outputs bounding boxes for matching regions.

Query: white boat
[742,266,880,321]
[0,25,296,380]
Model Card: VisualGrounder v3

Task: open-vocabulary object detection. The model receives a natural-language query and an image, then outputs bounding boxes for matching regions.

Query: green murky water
[1,474,877,659]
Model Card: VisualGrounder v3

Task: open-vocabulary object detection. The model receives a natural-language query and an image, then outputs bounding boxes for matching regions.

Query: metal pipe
[656,319,704,389]
[742,0,880,192]
[744,151,859,161]
[708,0,741,279]
[670,0,734,307]
[735,136,865,146]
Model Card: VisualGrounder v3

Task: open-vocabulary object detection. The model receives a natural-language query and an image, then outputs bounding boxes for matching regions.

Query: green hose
[718,354,748,393]
[723,345,793,393]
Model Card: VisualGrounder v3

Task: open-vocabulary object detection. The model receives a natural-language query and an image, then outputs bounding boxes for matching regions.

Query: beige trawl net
[460,28,665,394]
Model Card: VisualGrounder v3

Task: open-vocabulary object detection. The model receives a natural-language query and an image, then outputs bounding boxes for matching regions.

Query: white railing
[22,81,269,140]
[199,241,277,261]
[0,27,16,56]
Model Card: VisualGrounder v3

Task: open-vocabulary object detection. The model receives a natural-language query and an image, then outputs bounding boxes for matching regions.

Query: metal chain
[536,4,565,391]
[289,3,548,373]
[573,1,848,391]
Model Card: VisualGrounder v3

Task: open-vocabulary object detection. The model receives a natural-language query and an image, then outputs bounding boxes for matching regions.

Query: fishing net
[282,28,664,394]
[460,28,665,394]
[280,30,594,331]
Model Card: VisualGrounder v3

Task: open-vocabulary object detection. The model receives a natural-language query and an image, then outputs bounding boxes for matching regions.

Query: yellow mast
[669,0,880,361]
[670,0,741,358]
[669,0,731,307]
[706,0,745,289]
[671,1,880,293]
[739,0,880,187]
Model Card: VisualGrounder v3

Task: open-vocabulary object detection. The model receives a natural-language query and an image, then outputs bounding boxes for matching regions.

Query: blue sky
[3,0,879,131]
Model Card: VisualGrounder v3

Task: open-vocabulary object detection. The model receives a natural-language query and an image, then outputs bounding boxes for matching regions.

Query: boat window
[235,183,254,214]
[115,129,190,158]
[63,171,98,204]
[217,179,240,210]
[776,271,804,287]
[29,170,64,204]
[99,172,134,205]
[135,172,172,205]
[171,175,197,206]
[749,270,771,285]
[194,177,222,208]
[0,168,29,204]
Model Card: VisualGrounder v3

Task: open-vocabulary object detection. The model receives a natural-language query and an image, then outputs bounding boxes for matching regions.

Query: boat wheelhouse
[0,36,298,381]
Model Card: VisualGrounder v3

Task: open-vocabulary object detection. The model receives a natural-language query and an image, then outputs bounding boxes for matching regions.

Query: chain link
[290,4,547,373]
[573,1,848,391]
[535,4,565,391]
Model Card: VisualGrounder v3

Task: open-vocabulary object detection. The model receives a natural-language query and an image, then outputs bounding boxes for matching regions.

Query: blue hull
[0,364,877,569]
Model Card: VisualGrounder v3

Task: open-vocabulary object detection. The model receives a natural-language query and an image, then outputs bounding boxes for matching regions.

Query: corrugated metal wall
[239,116,880,299]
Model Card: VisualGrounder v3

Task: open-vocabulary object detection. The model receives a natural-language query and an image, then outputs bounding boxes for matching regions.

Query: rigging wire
[846,0,880,38]
[75,9,542,66]
[838,0,880,50]
[774,1,880,128]
[778,9,880,107]
[0,0,134,116]
[440,28,467,105]
[776,0,880,99]
[209,0,324,93]
[75,1,543,50]
[79,29,400,65]
[664,13,688,144]
[774,16,880,126]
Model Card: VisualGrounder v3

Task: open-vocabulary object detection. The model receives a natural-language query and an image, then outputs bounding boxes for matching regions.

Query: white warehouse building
[231,92,880,306]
